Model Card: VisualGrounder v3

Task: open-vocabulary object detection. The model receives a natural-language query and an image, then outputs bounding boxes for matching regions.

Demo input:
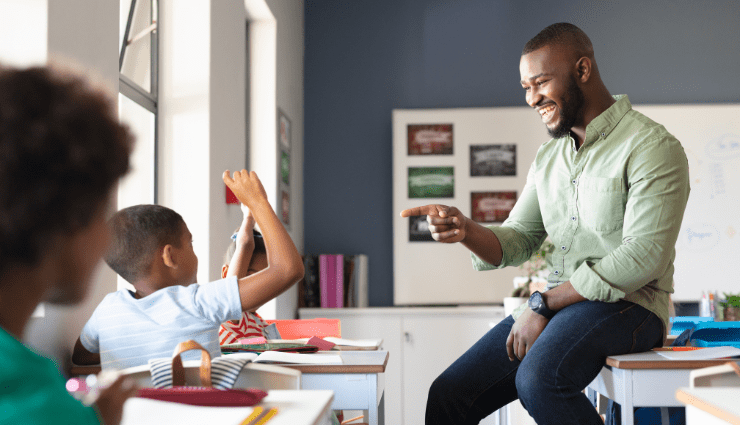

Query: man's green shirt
[473,95,690,335]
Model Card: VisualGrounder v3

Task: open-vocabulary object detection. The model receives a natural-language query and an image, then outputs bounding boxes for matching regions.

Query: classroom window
[118,0,159,290]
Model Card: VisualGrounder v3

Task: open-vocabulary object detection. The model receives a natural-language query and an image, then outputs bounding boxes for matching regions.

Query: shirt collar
[583,94,632,146]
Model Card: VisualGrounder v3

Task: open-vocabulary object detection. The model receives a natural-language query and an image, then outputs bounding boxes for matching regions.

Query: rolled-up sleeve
[471,161,547,271]
[570,135,690,300]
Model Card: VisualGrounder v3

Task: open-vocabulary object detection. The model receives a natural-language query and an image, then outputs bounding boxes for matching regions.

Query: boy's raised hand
[223,169,268,209]
[400,204,468,243]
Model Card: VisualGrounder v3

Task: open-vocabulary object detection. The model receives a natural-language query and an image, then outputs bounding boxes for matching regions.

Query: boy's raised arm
[223,170,304,312]
[225,203,256,280]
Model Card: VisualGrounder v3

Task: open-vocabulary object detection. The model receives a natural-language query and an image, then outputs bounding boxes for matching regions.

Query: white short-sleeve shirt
[80,277,242,370]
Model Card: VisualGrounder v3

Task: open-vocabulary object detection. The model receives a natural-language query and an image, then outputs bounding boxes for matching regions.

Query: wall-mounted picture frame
[279,109,291,150]
[408,166,454,198]
[407,124,453,155]
[277,109,291,228]
[470,144,516,177]
[408,215,435,242]
[471,191,517,223]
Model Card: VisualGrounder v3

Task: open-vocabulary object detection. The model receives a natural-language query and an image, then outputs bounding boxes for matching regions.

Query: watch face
[529,292,542,310]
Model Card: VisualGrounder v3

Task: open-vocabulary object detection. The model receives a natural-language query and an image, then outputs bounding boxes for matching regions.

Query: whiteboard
[392,103,740,305]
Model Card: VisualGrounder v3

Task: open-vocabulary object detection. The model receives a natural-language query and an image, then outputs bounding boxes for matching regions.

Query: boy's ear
[162,244,177,269]
[221,264,228,279]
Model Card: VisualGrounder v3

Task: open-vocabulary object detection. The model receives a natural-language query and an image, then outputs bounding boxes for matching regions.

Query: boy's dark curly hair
[0,65,133,274]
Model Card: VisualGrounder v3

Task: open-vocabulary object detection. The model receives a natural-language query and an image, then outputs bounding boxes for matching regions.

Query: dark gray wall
[303,0,740,306]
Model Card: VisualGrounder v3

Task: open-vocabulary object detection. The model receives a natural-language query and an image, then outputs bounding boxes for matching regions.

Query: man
[401,23,690,424]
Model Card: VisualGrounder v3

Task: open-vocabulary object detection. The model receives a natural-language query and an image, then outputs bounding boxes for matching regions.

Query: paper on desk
[254,351,342,364]
[122,398,255,425]
[655,346,740,360]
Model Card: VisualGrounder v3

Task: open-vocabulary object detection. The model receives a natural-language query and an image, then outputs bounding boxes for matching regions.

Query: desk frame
[586,353,729,425]
[280,351,388,425]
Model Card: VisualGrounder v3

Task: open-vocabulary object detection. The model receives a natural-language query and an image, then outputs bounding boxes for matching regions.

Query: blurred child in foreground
[0,64,136,425]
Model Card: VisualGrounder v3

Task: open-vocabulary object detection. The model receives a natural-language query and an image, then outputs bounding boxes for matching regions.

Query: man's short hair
[106,205,186,284]
[522,22,594,58]
[0,65,132,274]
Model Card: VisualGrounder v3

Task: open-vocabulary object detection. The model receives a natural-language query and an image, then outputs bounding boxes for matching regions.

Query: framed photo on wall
[407,166,454,198]
[277,109,291,228]
[470,144,516,176]
[471,191,517,223]
[407,124,453,155]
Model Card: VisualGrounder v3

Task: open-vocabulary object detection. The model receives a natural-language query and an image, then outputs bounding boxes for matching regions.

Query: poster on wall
[408,215,435,242]
[471,191,517,223]
[279,110,291,150]
[281,190,290,225]
[407,124,453,155]
[408,166,454,198]
[470,144,517,176]
[281,151,290,185]
[278,109,291,228]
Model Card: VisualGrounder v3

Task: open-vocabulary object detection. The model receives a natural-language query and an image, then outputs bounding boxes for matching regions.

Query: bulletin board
[392,103,740,305]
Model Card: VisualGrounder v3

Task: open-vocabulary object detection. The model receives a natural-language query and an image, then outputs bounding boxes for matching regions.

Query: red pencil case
[136,387,267,407]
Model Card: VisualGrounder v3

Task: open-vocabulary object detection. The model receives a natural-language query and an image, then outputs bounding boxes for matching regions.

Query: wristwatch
[528,291,555,320]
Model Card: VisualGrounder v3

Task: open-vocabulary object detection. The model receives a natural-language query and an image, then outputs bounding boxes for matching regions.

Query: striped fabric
[148,355,253,389]
[218,311,268,345]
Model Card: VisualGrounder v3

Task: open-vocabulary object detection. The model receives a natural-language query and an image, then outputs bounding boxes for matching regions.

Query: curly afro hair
[0,64,133,274]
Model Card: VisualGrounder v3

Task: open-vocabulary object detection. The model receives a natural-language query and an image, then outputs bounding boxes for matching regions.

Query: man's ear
[221,264,228,279]
[575,56,592,83]
[162,244,177,269]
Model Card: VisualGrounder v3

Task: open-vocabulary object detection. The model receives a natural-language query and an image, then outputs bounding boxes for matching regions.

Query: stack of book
[298,254,368,308]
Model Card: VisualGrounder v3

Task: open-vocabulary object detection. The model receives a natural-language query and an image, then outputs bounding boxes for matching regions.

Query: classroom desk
[586,351,732,425]
[676,387,740,425]
[121,389,334,425]
[279,350,389,425]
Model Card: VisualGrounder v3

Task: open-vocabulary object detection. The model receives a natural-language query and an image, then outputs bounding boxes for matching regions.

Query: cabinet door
[402,315,501,425]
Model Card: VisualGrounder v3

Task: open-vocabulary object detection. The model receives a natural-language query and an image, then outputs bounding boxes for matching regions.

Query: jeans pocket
[630,312,661,353]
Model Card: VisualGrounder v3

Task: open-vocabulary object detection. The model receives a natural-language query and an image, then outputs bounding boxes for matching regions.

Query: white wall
[20,0,121,366]
[160,0,304,319]
[265,0,304,319]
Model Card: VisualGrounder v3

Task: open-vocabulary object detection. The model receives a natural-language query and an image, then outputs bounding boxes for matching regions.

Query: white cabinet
[300,307,505,425]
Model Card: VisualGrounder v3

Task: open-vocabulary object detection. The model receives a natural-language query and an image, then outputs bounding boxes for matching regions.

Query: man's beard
[547,76,585,139]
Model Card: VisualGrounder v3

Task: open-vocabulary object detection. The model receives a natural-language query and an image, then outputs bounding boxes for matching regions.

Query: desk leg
[620,369,634,425]
[368,373,379,425]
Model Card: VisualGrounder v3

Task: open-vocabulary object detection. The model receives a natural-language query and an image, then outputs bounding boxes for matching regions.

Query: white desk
[676,387,740,425]
[586,351,731,425]
[121,389,335,425]
[279,350,388,425]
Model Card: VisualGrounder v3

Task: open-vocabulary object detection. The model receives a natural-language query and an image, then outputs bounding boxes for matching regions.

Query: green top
[473,95,690,336]
[0,327,100,425]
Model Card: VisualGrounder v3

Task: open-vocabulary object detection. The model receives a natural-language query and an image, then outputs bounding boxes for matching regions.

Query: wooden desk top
[278,350,389,374]
[676,387,740,425]
[607,350,735,370]
[71,351,390,376]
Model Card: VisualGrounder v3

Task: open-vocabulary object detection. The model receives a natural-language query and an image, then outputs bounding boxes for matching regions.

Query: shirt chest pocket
[577,176,625,232]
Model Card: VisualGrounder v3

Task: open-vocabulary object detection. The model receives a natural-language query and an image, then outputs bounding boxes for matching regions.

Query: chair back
[265,318,341,339]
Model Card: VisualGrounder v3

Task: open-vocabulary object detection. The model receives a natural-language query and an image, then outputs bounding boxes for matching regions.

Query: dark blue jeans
[425,300,663,425]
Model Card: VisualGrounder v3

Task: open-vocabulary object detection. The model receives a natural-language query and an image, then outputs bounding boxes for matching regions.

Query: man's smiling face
[520,44,585,139]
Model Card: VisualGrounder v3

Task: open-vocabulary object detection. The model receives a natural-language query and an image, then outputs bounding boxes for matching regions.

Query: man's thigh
[519,300,663,390]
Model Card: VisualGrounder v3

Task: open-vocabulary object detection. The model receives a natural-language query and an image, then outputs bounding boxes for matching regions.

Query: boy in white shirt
[73,171,303,370]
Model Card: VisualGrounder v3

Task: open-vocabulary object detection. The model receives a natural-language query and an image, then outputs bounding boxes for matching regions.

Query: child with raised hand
[0,65,137,425]
[218,203,271,344]
[73,169,303,370]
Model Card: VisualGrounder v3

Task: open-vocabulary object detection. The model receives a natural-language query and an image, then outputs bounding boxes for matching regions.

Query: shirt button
[601,132,606,137]
[554,271,560,275]
[571,216,577,221]
[571,179,577,184]
[561,246,566,250]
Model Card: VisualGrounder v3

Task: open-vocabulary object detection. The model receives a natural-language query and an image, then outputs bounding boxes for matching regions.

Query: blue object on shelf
[669,316,714,335]
[689,321,740,348]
